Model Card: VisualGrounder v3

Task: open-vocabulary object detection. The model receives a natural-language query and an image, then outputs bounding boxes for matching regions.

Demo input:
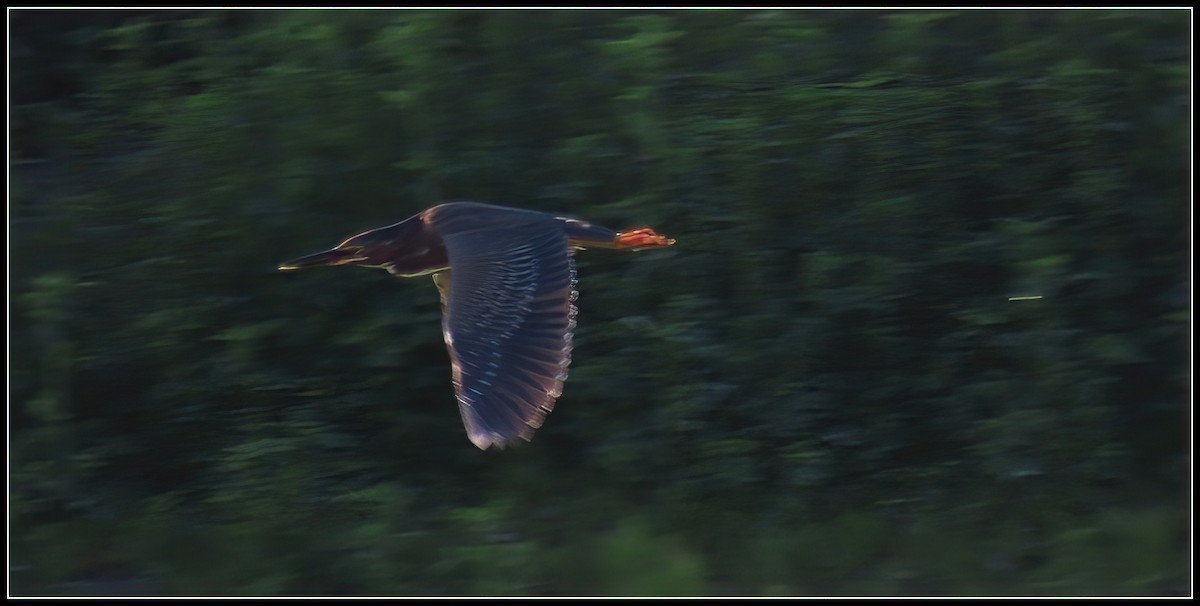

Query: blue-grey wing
[435,222,577,449]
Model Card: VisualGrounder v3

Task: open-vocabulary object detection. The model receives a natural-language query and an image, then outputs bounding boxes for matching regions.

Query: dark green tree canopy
[9,8,1189,597]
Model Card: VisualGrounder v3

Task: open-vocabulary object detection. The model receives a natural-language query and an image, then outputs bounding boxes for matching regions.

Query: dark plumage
[279,202,674,449]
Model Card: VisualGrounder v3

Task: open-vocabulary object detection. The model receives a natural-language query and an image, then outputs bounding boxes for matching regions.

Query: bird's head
[277,217,442,275]
[277,226,399,271]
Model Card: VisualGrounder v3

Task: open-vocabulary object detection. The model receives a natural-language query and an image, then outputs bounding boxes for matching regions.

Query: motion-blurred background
[8,8,1190,597]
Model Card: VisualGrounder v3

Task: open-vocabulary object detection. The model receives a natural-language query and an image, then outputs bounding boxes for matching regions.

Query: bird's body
[279,202,674,449]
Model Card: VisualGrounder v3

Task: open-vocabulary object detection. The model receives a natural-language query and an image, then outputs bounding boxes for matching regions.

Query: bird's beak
[277,248,362,271]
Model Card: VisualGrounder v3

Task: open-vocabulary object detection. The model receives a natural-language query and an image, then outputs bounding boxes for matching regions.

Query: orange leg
[566,224,675,251]
[613,227,676,250]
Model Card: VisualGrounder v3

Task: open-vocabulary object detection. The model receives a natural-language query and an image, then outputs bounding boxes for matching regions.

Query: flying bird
[279,202,675,450]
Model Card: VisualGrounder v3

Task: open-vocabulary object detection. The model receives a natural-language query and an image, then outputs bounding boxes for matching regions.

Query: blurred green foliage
[9,8,1190,596]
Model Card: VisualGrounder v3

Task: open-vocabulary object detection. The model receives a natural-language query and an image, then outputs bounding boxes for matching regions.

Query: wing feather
[431,207,577,449]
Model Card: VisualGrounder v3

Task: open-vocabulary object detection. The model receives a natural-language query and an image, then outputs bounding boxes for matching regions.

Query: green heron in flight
[279,202,675,450]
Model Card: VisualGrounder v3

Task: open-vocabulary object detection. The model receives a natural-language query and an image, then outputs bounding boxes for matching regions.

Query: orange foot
[614,227,676,250]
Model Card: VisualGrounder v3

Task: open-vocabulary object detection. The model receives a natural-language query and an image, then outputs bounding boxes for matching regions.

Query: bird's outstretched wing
[434,218,577,450]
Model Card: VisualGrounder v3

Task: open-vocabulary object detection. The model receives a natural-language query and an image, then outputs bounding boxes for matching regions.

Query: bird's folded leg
[613,228,675,250]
